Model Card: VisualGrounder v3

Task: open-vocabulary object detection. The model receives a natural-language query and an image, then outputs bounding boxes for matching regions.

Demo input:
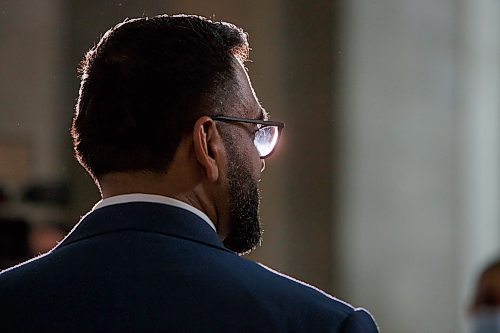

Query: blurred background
[0,0,499,332]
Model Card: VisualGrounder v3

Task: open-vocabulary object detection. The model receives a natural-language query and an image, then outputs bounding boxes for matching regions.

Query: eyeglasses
[211,115,285,159]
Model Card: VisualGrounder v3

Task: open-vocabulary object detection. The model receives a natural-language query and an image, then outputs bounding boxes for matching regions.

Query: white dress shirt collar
[92,193,216,232]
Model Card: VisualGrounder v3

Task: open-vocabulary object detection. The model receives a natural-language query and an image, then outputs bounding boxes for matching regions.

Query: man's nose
[260,159,266,172]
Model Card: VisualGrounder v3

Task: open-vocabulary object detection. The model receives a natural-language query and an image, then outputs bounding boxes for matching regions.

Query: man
[0,15,378,332]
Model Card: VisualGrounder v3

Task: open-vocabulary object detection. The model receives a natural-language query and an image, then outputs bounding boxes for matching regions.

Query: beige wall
[0,0,66,188]
[339,0,500,332]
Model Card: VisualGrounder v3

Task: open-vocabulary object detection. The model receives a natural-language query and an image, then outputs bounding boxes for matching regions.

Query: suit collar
[57,202,232,254]
[92,193,216,232]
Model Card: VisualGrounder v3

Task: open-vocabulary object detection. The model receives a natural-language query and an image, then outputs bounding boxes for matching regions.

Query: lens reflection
[254,126,279,158]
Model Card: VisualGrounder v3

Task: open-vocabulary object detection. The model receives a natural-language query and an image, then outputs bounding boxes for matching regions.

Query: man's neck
[99,171,185,198]
[98,171,221,235]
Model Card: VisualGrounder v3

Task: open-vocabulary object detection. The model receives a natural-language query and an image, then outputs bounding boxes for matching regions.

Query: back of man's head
[71,15,249,182]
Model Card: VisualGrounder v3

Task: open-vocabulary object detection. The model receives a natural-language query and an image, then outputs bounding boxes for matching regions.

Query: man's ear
[192,116,225,182]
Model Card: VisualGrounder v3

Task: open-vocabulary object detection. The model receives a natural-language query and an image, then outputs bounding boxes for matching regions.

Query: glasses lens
[254,126,279,158]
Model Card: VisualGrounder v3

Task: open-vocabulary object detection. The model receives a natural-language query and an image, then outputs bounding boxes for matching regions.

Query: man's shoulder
[218,256,379,331]
[0,252,50,287]
[258,262,352,304]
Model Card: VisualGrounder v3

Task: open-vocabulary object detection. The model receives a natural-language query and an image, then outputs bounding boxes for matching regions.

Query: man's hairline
[228,55,268,122]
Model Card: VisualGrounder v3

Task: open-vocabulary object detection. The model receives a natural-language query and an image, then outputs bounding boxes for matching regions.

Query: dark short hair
[71,14,249,181]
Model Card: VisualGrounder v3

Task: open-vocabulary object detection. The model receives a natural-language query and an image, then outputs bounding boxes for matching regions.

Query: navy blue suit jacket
[0,202,378,332]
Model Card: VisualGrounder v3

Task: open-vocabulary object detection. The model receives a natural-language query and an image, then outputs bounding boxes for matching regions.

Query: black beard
[222,146,263,255]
